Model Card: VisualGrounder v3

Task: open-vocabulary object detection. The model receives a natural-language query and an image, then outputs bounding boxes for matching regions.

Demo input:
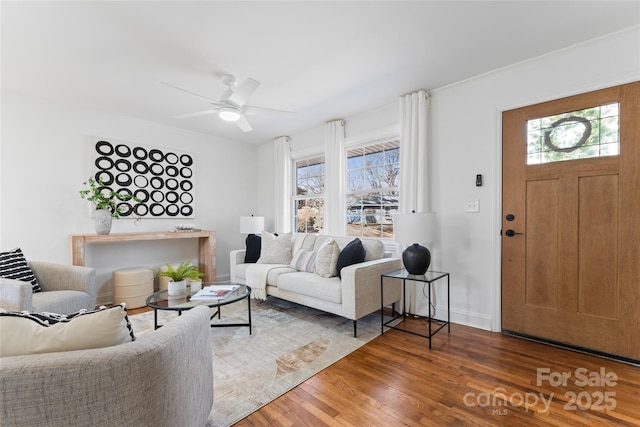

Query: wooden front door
[501,82,639,361]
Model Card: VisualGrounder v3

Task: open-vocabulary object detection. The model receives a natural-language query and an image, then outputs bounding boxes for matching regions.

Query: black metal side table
[380,269,450,349]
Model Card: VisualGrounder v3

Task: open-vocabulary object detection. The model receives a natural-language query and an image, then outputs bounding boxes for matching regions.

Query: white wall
[1,92,259,304]
[258,26,640,331]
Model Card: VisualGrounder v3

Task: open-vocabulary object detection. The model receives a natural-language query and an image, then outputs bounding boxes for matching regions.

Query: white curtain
[274,136,291,233]
[398,90,431,316]
[323,120,345,235]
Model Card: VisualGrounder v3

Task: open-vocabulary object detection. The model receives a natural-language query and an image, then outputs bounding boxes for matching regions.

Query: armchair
[0,261,96,314]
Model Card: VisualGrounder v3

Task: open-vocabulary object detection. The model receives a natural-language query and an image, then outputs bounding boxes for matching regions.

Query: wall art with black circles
[91,138,195,219]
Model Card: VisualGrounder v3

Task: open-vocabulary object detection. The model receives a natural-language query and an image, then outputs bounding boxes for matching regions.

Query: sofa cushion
[0,247,41,293]
[0,304,135,357]
[244,234,261,263]
[257,231,292,264]
[290,248,317,273]
[277,272,342,304]
[315,239,340,278]
[336,238,366,279]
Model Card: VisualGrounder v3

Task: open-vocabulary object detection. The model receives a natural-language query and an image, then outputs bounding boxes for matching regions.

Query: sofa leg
[353,320,357,337]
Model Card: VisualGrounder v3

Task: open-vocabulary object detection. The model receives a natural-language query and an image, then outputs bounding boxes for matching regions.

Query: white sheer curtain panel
[323,120,346,236]
[274,136,292,233]
[398,90,431,316]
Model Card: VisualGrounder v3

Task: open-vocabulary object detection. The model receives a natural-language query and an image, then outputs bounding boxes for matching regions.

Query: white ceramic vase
[168,280,187,296]
[93,209,113,235]
[189,280,202,293]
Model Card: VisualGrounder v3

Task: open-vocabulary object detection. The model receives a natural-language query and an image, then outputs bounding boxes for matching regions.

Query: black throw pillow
[244,234,262,264]
[336,238,366,279]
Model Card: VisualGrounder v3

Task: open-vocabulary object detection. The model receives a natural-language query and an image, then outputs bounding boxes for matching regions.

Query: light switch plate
[464,199,480,213]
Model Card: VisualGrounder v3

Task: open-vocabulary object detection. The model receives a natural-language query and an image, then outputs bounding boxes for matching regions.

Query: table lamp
[393,211,436,275]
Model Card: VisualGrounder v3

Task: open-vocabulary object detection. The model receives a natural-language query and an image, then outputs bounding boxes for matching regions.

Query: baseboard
[434,305,493,331]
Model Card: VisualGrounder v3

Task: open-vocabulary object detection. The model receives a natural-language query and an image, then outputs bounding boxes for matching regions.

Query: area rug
[129,297,386,427]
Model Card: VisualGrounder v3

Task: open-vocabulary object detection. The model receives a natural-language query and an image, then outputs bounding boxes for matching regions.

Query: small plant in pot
[157,260,205,296]
[79,177,137,234]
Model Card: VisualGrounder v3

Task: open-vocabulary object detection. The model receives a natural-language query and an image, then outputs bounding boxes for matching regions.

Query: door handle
[505,229,523,237]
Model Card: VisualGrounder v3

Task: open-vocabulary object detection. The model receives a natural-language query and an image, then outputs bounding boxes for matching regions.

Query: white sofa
[230,233,402,336]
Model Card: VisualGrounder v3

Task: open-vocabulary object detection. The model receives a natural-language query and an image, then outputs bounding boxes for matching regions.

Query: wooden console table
[69,230,216,282]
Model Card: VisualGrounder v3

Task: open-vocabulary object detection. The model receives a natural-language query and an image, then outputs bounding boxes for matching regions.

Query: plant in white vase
[79,177,137,235]
[157,260,204,296]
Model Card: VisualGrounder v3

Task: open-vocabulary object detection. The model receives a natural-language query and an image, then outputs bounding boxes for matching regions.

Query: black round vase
[402,244,431,275]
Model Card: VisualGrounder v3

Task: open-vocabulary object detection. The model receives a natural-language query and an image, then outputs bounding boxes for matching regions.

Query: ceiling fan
[157,75,293,132]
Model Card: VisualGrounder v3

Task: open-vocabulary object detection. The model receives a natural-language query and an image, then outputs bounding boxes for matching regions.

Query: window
[526,103,620,165]
[346,139,399,238]
[293,155,325,234]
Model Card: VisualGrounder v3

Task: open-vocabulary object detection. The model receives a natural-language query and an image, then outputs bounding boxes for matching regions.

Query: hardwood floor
[235,317,640,426]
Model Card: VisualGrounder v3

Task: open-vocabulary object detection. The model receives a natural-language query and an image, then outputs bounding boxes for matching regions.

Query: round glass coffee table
[145,282,252,334]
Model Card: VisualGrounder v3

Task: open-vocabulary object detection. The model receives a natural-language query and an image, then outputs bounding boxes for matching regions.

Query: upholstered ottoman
[113,267,153,309]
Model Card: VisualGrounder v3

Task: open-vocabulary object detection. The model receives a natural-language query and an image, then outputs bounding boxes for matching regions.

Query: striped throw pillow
[289,248,317,273]
[0,248,41,293]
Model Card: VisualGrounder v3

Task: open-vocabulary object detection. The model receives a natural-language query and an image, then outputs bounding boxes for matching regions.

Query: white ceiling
[2,1,639,144]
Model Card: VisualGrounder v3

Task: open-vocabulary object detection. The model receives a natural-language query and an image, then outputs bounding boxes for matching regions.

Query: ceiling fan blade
[173,109,217,119]
[157,81,223,105]
[227,78,260,107]
[243,104,296,116]
[234,114,253,132]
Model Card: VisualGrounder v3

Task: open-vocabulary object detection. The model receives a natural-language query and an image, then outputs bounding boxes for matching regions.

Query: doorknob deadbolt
[506,214,515,221]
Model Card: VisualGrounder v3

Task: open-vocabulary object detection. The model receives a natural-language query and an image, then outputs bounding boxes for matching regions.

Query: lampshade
[239,216,264,234]
[393,212,436,244]
[219,107,241,122]
[393,212,437,275]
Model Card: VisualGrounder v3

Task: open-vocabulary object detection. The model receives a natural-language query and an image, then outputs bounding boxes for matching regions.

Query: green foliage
[79,177,138,219]
[156,260,204,282]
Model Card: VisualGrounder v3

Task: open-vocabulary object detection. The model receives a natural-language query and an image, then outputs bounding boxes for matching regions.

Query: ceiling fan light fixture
[219,107,241,122]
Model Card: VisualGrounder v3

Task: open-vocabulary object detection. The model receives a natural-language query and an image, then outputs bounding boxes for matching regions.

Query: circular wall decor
[134,203,149,217]
[165,152,179,165]
[166,204,180,216]
[133,146,148,160]
[166,191,179,203]
[151,190,165,203]
[115,144,132,157]
[116,202,133,217]
[96,141,114,156]
[93,140,195,218]
[95,156,114,170]
[180,192,194,204]
[116,188,133,199]
[165,165,179,177]
[115,159,132,172]
[134,189,149,203]
[95,171,114,186]
[166,178,179,190]
[149,149,164,162]
[133,175,148,188]
[133,161,149,174]
[180,167,193,178]
[115,173,132,186]
[149,163,164,176]
[150,203,165,216]
[544,116,592,153]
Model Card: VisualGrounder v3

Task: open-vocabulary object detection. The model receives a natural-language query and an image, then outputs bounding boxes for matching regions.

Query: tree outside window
[293,155,325,234]
[346,140,399,238]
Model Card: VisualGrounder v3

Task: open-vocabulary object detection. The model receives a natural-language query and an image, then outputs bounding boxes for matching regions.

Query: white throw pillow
[257,231,292,264]
[0,304,135,357]
[314,239,340,278]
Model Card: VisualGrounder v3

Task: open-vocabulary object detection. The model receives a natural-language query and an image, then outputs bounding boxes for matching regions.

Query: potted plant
[157,260,205,296]
[79,176,135,234]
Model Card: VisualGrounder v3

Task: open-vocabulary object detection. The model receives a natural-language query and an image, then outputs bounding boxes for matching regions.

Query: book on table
[190,284,240,301]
